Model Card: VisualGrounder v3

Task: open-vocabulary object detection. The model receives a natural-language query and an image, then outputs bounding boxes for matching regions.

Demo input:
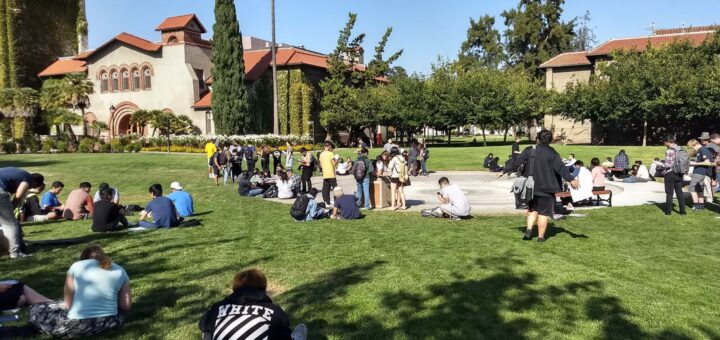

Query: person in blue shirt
[28,245,131,338]
[138,184,180,229]
[330,187,361,220]
[167,181,193,217]
[40,181,64,213]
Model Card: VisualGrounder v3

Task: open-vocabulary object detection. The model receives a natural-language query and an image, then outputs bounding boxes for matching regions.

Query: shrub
[3,141,16,154]
[133,143,142,153]
[110,139,123,153]
[56,140,68,153]
[23,136,38,153]
[40,139,54,154]
[118,136,131,146]
[99,143,111,153]
[124,144,135,153]
[78,138,94,153]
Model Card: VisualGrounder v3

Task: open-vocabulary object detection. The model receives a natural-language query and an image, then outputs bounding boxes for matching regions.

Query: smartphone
[436,192,442,195]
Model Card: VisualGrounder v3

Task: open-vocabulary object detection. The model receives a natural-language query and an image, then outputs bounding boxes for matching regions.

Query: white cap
[170,181,183,190]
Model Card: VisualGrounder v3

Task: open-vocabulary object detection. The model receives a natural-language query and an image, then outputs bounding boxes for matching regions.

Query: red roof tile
[539,52,591,69]
[74,32,162,61]
[193,91,211,109]
[587,31,714,56]
[38,59,87,77]
[156,14,206,33]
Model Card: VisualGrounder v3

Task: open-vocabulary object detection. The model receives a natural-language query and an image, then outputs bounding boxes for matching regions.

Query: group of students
[1,246,308,339]
[205,140,297,187]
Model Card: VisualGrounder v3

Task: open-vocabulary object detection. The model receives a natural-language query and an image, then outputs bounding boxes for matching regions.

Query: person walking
[517,130,578,242]
[298,148,314,194]
[687,139,712,210]
[319,142,338,205]
[0,168,44,258]
[204,139,217,179]
[659,136,687,216]
[352,148,374,210]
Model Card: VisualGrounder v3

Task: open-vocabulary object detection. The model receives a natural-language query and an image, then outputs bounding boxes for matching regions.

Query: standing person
[210,149,222,186]
[230,148,242,183]
[437,177,471,220]
[63,182,94,220]
[0,169,44,259]
[331,187,361,220]
[93,183,120,204]
[205,139,217,179]
[659,136,687,216]
[285,141,295,170]
[699,132,718,197]
[272,147,283,175]
[517,130,578,242]
[319,142,338,205]
[687,139,712,210]
[261,145,271,174]
[353,148,374,210]
[590,158,607,191]
[167,181,194,217]
[91,188,129,232]
[28,246,131,338]
[512,136,521,159]
[219,145,232,185]
[710,133,720,192]
[138,184,180,229]
[383,138,396,153]
[418,143,429,176]
[388,147,408,210]
[40,181,64,212]
[244,145,257,174]
[298,148,314,194]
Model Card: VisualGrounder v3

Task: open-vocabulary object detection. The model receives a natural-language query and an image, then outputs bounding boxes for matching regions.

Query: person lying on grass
[138,184,180,229]
[199,268,307,340]
[28,245,132,338]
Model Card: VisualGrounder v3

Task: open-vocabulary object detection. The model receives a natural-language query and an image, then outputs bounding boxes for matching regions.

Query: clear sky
[87,0,720,74]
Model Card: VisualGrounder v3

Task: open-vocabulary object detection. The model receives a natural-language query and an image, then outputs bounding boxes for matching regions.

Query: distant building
[539,25,717,144]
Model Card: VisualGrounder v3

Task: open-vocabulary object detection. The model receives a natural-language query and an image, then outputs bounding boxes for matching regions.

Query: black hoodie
[198,287,292,340]
[517,144,574,194]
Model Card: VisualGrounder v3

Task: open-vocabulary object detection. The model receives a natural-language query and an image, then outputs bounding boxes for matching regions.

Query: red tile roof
[539,52,591,69]
[587,31,714,56]
[156,14,207,33]
[38,58,87,77]
[73,32,162,61]
[192,91,211,109]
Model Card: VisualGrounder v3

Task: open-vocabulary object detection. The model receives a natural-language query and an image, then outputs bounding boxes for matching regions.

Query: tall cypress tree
[211,0,250,135]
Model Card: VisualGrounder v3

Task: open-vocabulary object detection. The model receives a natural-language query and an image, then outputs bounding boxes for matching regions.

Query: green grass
[1,152,719,339]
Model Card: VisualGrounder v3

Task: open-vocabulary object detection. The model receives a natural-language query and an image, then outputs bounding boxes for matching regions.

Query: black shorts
[0,282,24,310]
[212,166,220,175]
[528,195,555,217]
[390,177,401,184]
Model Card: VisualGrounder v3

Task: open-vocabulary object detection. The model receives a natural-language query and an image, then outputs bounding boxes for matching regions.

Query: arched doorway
[109,102,139,137]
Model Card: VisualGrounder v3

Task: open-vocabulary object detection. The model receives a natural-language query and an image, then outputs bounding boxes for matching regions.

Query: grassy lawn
[1,152,718,339]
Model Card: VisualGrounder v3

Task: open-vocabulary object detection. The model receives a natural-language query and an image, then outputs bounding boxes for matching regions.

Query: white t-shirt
[441,184,470,216]
[636,165,650,180]
[388,156,405,178]
[93,188,119,203]
[275,178,294,199]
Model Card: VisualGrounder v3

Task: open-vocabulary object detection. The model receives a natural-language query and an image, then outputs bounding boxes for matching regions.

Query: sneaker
[698,204,706,210]
[9,252,33,259]
[522,229,533,241]
[664,211,672,216]
[450,216,461,221]
[291,323,308,340]
[679,211,687,215]
[537,237,546,243]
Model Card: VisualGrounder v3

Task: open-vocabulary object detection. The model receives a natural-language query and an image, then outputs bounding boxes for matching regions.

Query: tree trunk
[64,123,78,150]
[80,107,87,137]
[481,124,487,147]
[642,119,648,147]
[55,124,62,136]
[447,129,451,144]
[503,126,509,142]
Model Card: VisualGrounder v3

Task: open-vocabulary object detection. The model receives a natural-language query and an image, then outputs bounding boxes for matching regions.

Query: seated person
[93,183,120,205]
[331,187,361,220]
[336,158,349,175]
[138,184,180,229]
[20,185,60,223]
[287,169,301,196]
[564,154,577,168]
[40,181,64,212]
[0,280,51,311]
[344,157,354,173]
[590,158,607,191]
[488,157,503,173]
[619,161,651,183]
[92,188,129,232]
[28,246,131,338]
[649,158,662,180]
[436,177,471,220]
[167,181,194,217]
[238,171,265,197]
[303,188,327,221]
[601,157,614,169]
[275,171,295,199]
[482,153,494,169]
[198,269,307,340]
[62,182,94,220]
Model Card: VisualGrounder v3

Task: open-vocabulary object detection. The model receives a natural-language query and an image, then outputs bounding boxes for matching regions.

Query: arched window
[122,70,130,91]
[111,71,119,92]
[143,68,152,89]
[132,69,141,90]
[100,72,108,92]
[167,36,178,44]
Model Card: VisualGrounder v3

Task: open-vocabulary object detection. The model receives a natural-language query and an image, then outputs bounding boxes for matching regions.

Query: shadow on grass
[0,159,63,168]
[512,223,588,240]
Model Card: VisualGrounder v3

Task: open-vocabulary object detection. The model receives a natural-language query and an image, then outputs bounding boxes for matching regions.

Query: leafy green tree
[458,15,505,70]
[0,87,37,140]
[426,60,466,143]
[379,74,428,143]
[211,0,250,135]
[365,27,403,82]
[502,0,576,78]
[62,72,93,136]
[130,109,152,136]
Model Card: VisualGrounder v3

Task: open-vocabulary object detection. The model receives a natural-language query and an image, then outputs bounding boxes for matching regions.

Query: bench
[555,190,613,207]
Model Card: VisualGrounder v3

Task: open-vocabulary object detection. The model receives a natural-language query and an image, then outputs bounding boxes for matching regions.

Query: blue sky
[87,0,720,74]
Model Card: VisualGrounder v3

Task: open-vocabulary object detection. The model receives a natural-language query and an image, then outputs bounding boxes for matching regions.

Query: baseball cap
[170,181,183,190]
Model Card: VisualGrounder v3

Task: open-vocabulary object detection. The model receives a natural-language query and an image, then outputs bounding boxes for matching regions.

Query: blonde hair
[687,139,699,148]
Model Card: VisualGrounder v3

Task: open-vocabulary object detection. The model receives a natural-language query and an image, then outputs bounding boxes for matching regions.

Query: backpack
[244,148,254,161]
[673,149,690,175]
[423,149,430,160]
[354,159,367,181]
[512,146,536,209]
[394,156,409,183]
[290,195,311,221]
[263,185,278,198]
[217,151,228,165]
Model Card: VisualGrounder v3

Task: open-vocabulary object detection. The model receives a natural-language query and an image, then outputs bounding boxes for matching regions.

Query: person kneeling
[330,187,361,220]
[198,269,307,340]
[92,188,129,232]
[437,177,471,220]
[138,184,180,229]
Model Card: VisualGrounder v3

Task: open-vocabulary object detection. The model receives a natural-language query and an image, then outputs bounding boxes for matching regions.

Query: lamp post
[271,0,279,135]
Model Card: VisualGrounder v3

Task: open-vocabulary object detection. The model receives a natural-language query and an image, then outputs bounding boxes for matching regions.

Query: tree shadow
[512,223,588,240]
[0,159,62,168]
[191,211,214,217]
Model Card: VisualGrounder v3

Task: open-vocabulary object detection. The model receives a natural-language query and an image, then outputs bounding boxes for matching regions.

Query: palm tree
[0,89,14,142]
[146,110,166,137]
[53,109,82,150]
[9,88,39,140]
[40,78,80,150]
[172,115,197,135]
[90,121,108,140]
[129,109,152,136]
[62,73,94,137]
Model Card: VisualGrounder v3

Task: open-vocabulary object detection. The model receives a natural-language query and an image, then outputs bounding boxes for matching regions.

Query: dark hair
[663,135,676,144]
[278,171,289,182]
[619,149,626,154]
[308,188,318,197]
[240,171,249,180]
[359,147,368,155]
[654,157,660,161]
[149,184,163,197]
[80,245,112,270]
[635,160,642,165]
[390,147,400,157]
[591,157,600,167]
[324,141,334,149]
[79,182,92,190]
[575,160,584,167]
[300,147,307,153]
[537,130,553,145]
[493,157,500,161]
[487,153,494,158]
[606,157,612,161]
[100,188,114,201]
[438,177,450,185]
[51,181,64,189]
[232,269,267,291]
[711,133,720,139]
[98,183,109,192]
[27,173,44,189]
[569,153,575,158]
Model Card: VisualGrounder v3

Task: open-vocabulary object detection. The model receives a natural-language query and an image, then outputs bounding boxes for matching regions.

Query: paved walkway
[268,171,668,215]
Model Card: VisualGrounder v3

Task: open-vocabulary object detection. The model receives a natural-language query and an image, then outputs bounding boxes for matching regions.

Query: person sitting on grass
[488,157,503,173]
[601,157,614,169]
[40,181,64,212]
[0,280,51,311]
[298,188,326,221]
[62,182,94,220]
[92,188,129,232]
[437,177,470,220]
[93,183,120,205]
[287,169,301,197]
[482,153,494,169]
[275,170,295,199]
[198,268,307,340]
[618,160,651,183]
[28,246,131,339]
[649,157,662,180]
[330,187,361,220]
[614,150,630,176]
[238,171,265,197]
[20,185,60,223]
[167,181,193,217]
[138,184,180,229]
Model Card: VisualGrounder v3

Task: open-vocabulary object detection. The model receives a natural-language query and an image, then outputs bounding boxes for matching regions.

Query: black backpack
[263,185,278,198]
[244,148,254,161]
[290,195,311,221]
[217,151,228,165]
[354,159,367,181]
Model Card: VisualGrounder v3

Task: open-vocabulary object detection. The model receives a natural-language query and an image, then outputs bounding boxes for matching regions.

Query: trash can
[371,177,392,208]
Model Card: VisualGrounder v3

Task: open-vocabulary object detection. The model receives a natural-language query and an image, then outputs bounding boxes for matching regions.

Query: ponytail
[80,245,113,270]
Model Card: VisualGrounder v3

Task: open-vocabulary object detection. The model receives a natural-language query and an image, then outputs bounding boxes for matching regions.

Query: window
[167,36,178,44]
[122,70,129,91]
[100,72,108,92]
[111,71,119,92]
[194,68,205,91]
[132,70,140,90]
[143,68,152,89]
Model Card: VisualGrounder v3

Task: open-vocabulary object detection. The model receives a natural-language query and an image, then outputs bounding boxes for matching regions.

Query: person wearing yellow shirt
[204,139,217,179]
[319,141,338,205]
